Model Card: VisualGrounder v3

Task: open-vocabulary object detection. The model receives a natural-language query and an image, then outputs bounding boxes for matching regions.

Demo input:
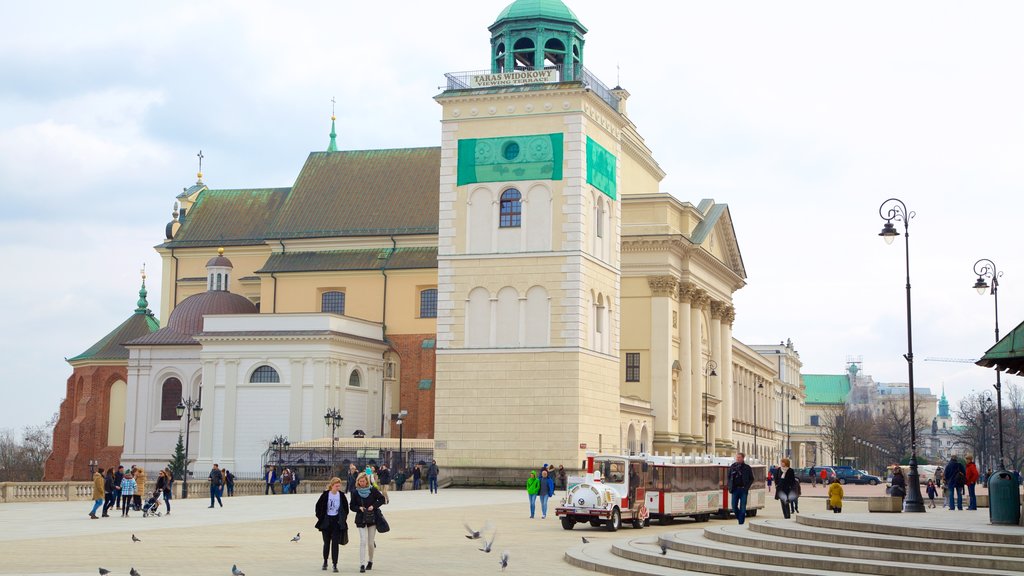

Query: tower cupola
[490,0,587,80]
[206,247,234,292]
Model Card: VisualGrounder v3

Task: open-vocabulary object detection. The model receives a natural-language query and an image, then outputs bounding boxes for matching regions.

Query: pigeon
[479,531,496,553]
[660,543,668,555]
[130,568,142,576]
[499,550,510,571]
[290,532,301,542]
[131,534,141,543]
[98,569,111,575]
[464,521,491,539]
[581,536,590,544]
[232,564,246,576]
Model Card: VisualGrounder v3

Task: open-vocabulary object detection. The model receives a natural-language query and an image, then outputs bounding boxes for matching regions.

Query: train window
[601,460,625,484]
[646,466,662,491]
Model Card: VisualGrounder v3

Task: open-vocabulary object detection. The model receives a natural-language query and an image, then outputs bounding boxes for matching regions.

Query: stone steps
[705,523,1024,572]
[750,518,1024,558]
[658,529,1020,576]
[563,512,1024,576]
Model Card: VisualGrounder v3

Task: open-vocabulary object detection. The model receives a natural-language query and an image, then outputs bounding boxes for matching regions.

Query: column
[709,301,723,448]
[677,284,694,442]
[221,359,239,466]
[198,360,218,465]
[690,289,709,447]
[648,275,679,441]
[312,360,327,438]
[721,305,735,445]
[289,359,304,441]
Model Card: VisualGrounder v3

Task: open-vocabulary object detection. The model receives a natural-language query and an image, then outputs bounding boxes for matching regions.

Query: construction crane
[923,357,979,364]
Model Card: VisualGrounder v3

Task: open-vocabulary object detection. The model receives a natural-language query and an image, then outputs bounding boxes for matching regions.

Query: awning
[976,318,1024,375]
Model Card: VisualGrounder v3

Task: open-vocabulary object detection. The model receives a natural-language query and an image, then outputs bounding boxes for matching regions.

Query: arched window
[215,273,222,291]
[499,189,522,228]
[349,371,361,387]
[494,42,506,72]
[250,365,280,383]
[544,38,566,68]
[512,37,535,68]
[321,291,345,315]
[419,288,438,319]
[160,377,182,421]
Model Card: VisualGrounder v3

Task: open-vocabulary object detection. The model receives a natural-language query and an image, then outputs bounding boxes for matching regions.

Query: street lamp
[972,258,1006,471]
[877,197,925,512]
[754,379,764,460]
[88,459,99,476]
[395,410,408,470]
[786,393,796,461]
[324,408,343,476]
[175,397,202,498]
[270,435,290,469]
[979,393,993,472]
[703,359,718,456]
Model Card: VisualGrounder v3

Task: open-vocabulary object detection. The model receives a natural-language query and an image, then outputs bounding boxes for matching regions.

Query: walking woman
[350,472,386,573]
[315,477,349,573]
[156,470,172,515]
[526,470,540,518]
[773,458,797,519]
[539,469,555,519]
[120,472,136,517]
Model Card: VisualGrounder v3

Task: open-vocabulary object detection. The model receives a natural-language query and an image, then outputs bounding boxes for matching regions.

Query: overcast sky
[2,0,1022,435]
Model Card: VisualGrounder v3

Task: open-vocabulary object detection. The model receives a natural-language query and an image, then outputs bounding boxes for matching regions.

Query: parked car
[795,466,836,484]
[834,468,880,485]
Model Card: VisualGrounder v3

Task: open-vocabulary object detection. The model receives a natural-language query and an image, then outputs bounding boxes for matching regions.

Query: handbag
[362,508,377,526]
[375,509,390,534]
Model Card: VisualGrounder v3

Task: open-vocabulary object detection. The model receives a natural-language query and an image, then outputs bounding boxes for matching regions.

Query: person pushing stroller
[142,488,163,517]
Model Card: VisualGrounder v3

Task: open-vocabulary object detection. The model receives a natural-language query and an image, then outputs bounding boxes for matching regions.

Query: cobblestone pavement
[6,485,975,576]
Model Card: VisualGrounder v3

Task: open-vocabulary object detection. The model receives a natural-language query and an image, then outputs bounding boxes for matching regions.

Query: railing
[0,482,94,503]
[443,64,619,111]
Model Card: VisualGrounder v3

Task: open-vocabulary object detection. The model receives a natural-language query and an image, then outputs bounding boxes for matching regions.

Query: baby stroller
[142,490,162,517]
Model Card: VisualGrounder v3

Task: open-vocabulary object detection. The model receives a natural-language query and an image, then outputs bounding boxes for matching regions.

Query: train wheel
[606,508,621,532]
[631,516,644,529]
[560,518,575,530]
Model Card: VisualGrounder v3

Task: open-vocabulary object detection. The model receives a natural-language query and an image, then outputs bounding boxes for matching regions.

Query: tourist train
[556,453,767,531]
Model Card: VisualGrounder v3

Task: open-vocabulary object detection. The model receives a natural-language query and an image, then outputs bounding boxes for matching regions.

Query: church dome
[494,0,580,25]
[166,290,257,336]
[206,254,233,268]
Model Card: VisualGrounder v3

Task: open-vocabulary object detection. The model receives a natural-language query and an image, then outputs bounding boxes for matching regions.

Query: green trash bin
[988,470,1021,525]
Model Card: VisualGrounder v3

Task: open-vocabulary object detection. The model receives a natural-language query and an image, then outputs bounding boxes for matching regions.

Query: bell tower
[434,0,632,473]
[489,0,586,80]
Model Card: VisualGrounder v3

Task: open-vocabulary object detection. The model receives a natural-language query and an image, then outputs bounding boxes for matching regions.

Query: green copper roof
[802,374,851,404]
[977,318,1024,375]
[494,0,581,25]
[256,247,438,274]
[68,306,160,363]
[163,188,291,248]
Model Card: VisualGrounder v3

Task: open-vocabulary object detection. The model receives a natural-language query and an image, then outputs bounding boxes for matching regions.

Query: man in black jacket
[727,452,755,525]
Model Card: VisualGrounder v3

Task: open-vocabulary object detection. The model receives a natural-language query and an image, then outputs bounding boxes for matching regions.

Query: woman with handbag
[773,458,797,519]
[315,477,350,573]
[350,472,386,573]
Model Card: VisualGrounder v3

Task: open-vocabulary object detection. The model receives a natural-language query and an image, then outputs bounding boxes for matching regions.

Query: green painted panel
[418,379,433,390]
[586,137,617,200]
[457,133,563,185]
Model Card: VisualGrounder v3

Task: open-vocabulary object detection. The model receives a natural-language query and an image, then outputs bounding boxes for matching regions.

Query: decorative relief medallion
[544,102,552,111]
[647,275,679,297]
[452,109,461,117]
[525,103,534,112]
[470,108,479,116]
[562,100,570,110]
[506,105,515,113]
[488,106,496,115]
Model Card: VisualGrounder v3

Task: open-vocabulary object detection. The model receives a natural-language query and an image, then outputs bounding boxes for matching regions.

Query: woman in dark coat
[891,466,907,500]
[773,457,798,519]
[349,472,386,573]
[315,477,350,573]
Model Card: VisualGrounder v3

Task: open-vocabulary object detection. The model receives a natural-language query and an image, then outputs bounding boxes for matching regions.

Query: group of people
[364,460,440,494]
[264,465,301,495]
[89,465,176,519]
[315,471,389,573]
[523,464,569,519]
[729,454,845,524]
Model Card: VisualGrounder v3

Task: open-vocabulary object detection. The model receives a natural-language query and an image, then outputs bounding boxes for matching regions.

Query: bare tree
[0,413,56,482]
[1003,381,1024,472]
[819,404,874,466]
[952,392,997,469]
[873,395,929,464]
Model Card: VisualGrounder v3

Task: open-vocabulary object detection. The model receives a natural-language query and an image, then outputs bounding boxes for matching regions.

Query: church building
[47,0,804,480]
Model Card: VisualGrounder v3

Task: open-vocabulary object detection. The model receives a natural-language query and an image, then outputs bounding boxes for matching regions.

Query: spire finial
[327,97,339,152]
[218,247,225,256]
[196,150,205,182]
[135,263,150,314]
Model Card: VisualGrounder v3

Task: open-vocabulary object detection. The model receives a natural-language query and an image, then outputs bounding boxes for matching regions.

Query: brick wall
[44,365,126,481]
[387,334,436,439]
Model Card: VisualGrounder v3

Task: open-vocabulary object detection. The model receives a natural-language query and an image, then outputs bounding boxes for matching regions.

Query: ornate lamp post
[88,459,99,476]
[703,359,718,455]
[972,259,1006,471]
[395,410,408,470]
[754,379,764,460]
[175,397,202,498]
[324,409,343,476]
[877,197,925,512]
[270,435,290,469]
[786,393,796,460]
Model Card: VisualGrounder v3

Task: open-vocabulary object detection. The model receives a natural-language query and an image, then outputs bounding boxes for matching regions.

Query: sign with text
[470,69,558,88]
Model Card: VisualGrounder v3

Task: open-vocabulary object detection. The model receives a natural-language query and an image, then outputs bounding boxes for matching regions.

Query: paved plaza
[0,484,1014,576]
